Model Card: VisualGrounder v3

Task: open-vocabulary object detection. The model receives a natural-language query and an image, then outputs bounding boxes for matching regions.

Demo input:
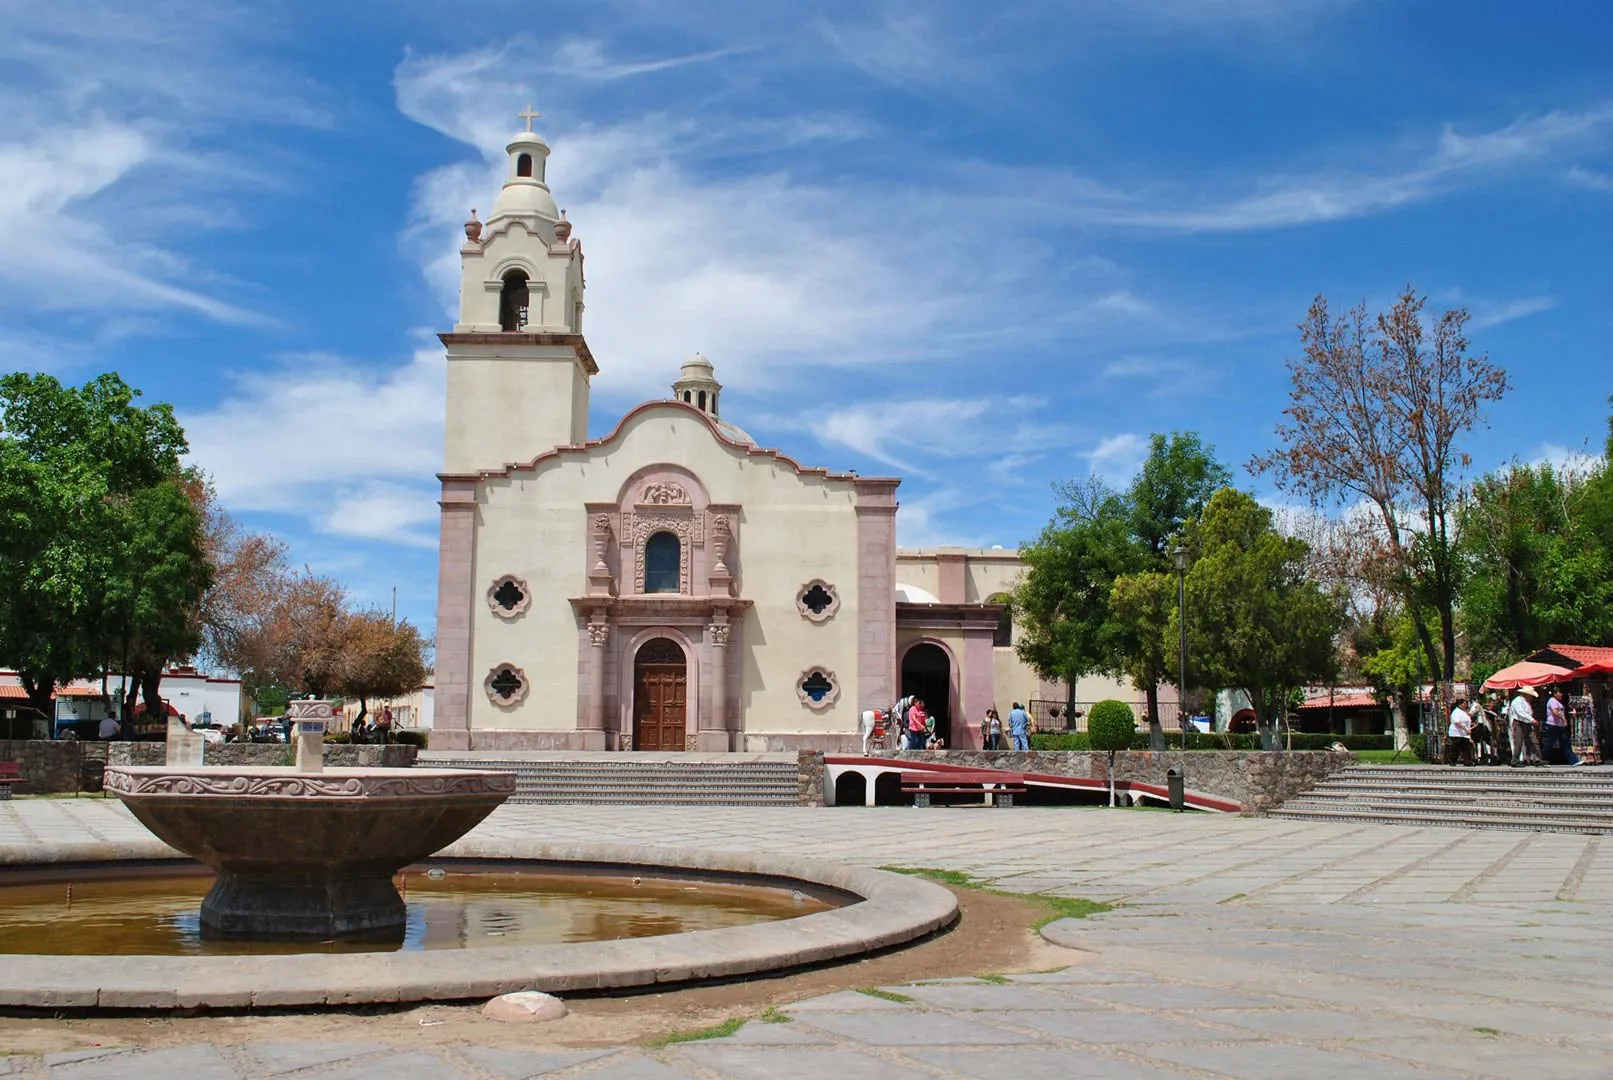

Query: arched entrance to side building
[901,642,953,746]
[632,637,687,751]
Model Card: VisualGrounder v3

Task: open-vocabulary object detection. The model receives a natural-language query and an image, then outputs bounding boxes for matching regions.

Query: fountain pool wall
[0,836,958,1009]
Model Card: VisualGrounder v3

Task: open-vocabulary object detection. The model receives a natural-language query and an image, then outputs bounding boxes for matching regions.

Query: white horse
[859,709,887,755]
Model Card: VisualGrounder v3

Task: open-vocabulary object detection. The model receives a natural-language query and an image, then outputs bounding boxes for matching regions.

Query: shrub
[1086,700,1137,752]
[393,729,429,749]
[325,731,352,744]
[1030,733,1090,751]
[1409,734,1429,762]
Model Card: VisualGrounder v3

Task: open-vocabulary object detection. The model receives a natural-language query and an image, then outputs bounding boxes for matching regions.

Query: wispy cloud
[1072,106,1613,233]
[548,39,754,81]
[1088,432,1149,482]
[1567,166,1613,191]
[1469,296,1558,329]
[182,347,445,547]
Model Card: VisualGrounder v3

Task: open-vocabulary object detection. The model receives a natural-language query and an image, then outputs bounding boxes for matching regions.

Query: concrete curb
[0,840,958,1009]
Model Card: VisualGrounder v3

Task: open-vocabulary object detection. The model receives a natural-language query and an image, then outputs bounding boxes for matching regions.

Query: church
[430,113,1072,753]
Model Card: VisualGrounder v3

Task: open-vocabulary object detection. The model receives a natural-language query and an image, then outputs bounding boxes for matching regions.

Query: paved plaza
[3,800,1612,1077]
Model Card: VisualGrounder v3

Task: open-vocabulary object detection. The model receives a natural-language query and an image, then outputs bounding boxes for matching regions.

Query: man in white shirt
[1507,686,1542,767]
[1445,696,1474,767]
[97,715,121,740]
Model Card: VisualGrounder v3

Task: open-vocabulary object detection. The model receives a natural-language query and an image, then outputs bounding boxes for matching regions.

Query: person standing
[1008,702,1031,752]
[1543,687,1579,766]
[983,708,1003,751]
[97,714,121,741]
[907,698,929,750]
[1507,686,1542,767]
[1444,696,1474,766]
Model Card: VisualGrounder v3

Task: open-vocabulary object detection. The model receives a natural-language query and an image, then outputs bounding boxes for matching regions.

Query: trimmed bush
[325,731,352,744]
[1409,734,1430,762]
[1086,700,1136,752]
[1030,733,1090,751]
[393,729,429,749]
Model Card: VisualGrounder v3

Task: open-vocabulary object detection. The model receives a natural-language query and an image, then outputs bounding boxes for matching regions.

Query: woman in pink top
[907,699,929,751]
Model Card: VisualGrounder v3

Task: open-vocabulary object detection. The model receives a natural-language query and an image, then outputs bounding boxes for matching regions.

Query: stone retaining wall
[797,751,826,806]
[871,749,1355,813]
[0,740,416,793]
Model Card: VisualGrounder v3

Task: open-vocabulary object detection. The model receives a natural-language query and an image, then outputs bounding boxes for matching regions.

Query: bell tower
[441,106,593,475]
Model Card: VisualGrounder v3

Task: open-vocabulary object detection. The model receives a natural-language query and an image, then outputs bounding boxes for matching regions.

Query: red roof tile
[0,685,29,701]
[1546,644,1613,666]
[1297,692,1381,710]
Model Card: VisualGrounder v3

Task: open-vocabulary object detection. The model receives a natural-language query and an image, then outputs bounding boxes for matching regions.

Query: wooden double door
[632,638,687,751]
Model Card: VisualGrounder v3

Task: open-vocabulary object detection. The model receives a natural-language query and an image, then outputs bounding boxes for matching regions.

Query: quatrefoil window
[796,667,840,710]
[487,575,531,619]
[796,579,840,623]
[485,664,529,707]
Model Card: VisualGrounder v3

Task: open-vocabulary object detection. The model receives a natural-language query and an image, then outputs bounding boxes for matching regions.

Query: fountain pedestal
[104,765,516,940]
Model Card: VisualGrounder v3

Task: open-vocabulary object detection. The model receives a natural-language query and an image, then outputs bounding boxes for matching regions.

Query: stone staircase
[1271,764,1613,834]
[423,756,801,806]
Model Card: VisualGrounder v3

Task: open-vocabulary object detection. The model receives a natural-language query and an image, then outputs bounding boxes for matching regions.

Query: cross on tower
[518,104,541,132]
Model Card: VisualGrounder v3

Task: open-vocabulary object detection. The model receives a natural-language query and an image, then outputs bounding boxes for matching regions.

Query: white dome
[491,179,559,222]
[895,583,940,604]
[679,353,716,380]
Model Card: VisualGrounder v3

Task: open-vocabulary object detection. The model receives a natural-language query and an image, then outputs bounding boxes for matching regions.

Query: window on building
[801,583,834,615]
[711,392,718,417]
[516,153,533,178]
[645,531,681,593]
[801,671,834,702]
[698,390,707,411]
[492,579,526,612]
[684,391,692,403]
[989,593,1013,647]
[486,664,528,705]
[498,271,530,332]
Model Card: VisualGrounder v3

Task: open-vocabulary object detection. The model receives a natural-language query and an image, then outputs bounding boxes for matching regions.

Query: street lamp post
[1172,544,1190,752]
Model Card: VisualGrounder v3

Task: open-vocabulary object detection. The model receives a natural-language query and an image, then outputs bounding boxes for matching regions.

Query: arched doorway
[901,642,952,746]
[632,637,687,751]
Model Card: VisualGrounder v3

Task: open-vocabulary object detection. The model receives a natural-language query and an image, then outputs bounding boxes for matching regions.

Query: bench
[901,769,1025,808]
[0,761,20,801]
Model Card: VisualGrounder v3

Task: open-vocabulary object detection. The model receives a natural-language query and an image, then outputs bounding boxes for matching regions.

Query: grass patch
[646,1018,746,1048]
[757,1006,792,1024]
[1474,1026,1502,1037]
[1218,892,1249,904]
[856,987,915,1004]
[975,973,1010,985]
[879,866,1113,931]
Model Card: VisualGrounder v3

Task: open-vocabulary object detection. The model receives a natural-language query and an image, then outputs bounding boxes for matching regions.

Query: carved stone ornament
[640,481,691,505]
[710,514,732,574]
[708,622,730,646]
[487,575,531,619]
[796,667,841,711]
[485,663,530,708]
[587,621,610,647]
[286,699,336,722]
[591,514,613,574]
[103,768,516,799]
[796,580,840,623]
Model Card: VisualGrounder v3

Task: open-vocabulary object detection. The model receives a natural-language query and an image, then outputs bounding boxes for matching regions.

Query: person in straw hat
[1506,684,1543,767]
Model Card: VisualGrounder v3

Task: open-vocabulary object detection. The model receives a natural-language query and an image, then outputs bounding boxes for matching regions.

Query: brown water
[0,863,836,956]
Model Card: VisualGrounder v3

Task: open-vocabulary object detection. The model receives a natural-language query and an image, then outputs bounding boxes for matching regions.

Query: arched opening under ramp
[872,771,905,806]
[831,771,866,808]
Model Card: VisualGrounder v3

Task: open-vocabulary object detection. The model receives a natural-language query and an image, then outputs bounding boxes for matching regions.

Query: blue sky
[2,0,1609,639]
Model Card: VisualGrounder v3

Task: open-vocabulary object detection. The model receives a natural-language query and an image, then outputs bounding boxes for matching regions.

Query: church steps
[1270,763,1613,834]
[426,757,801,805]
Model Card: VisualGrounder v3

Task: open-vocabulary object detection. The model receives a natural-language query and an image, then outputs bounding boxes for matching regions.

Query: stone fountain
[103,701,514,941]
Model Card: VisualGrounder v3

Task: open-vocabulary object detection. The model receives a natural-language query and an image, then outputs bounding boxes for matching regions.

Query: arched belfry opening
[498,270,530,332]
[516,153,533,178]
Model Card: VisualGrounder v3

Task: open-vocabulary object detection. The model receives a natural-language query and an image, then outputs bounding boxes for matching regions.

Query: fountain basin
[0,842,958,1009]
[103,766,515,941]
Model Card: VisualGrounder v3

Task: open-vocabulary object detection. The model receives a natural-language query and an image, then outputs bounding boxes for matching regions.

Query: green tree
[1108,571,1174,743]
[0,372,193,720]
[1458,461,1613,668]
[1014,434,1230,749]
[1087,699,1136,807]
[1175,490,1344,750]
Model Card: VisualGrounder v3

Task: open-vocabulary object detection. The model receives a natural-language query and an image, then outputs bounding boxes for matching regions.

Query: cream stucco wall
[443,344,591,474]
[466,406,866,737]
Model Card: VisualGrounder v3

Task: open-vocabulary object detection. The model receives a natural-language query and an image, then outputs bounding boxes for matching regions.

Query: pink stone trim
[433,481,478,740]
[855,497,897,713]
[438,399,902,486]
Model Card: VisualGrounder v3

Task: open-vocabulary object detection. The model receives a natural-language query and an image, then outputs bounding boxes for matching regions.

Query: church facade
[430,116,1073,753]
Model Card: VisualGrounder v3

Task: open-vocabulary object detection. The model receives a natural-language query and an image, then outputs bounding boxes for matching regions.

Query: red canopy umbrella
[1570,661,1613,678]
[1482,660,1575,690]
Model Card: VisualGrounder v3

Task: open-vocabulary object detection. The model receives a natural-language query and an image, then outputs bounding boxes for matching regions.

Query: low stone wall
[870,749,1355,813]
[0,741,417,793]
[797,751,826,806]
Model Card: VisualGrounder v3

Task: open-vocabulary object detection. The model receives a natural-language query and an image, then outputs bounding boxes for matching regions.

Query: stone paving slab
[5,803,1613,1078]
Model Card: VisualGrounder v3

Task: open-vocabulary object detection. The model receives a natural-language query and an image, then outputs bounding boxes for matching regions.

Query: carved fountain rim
[0,839,959,1009]
[103,765,517,800]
